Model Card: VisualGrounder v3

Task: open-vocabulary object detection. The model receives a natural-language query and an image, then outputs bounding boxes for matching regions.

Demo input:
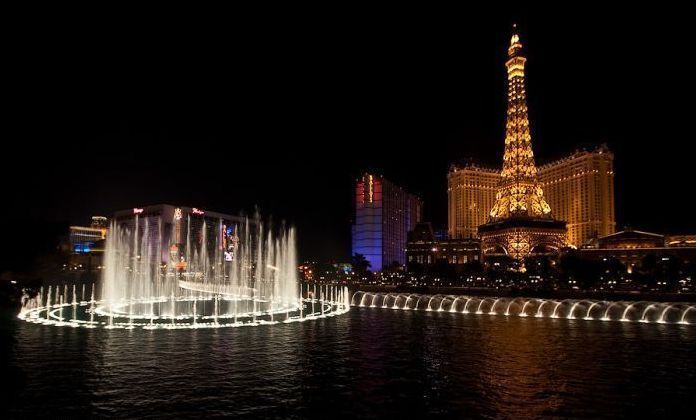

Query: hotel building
[67,216,110,273]
[447,164,499,240]
[538,146,615,247]
[112,204,246,266]
[352,173,422,271]
[448,146,615,248]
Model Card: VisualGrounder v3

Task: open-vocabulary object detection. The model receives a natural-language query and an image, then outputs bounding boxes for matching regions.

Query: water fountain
[18,213,350,329]
[462,298,472,314]
[351,291,696,325]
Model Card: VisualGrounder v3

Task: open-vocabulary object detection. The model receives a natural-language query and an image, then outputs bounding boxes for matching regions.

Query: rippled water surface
[3,307,695,418]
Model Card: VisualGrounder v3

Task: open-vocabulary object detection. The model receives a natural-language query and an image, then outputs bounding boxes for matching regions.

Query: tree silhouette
[351,253,371,276]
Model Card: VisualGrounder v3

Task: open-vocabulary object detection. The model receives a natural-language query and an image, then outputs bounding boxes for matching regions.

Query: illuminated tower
[478,25,567,260]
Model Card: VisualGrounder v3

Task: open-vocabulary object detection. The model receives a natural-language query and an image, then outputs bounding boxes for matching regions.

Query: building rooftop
[113,204,244,222]
[449,144,613,173]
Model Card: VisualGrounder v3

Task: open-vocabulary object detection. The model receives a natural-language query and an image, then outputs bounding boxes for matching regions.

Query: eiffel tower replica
[478,25,567,261]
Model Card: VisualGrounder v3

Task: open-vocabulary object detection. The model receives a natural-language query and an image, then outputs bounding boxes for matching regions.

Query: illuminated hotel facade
[448,27,615,251]
[67,216,110,273]
[538,146,615,247]
[113,204,246,267]
[352,173,422,271]
[448,164,499,240]
[449,146,615,248]
[70,216,109,254]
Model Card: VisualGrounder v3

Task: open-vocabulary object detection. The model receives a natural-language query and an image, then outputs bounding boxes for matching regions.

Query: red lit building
[352,174,422,271]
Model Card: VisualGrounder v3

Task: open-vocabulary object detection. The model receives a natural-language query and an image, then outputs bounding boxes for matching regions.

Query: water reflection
[5,308,696,418]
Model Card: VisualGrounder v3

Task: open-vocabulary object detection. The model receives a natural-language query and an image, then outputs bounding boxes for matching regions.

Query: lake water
[3,307,695,418]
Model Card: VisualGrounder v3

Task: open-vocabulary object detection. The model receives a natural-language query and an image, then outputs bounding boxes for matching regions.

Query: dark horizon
[4,7,695,269]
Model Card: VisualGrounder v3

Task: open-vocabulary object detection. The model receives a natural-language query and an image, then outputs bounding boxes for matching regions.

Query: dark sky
[4,6,694,268]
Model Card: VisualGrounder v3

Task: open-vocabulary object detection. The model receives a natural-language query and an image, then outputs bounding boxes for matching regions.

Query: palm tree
[351,253,371,276]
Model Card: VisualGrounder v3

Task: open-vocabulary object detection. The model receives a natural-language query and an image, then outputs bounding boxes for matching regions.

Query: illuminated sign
[133,208,144,214]
[174,208,183,220]
[192,208,205,215]
[74,242,94,253]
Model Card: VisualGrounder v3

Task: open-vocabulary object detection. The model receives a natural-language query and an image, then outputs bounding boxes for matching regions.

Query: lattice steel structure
[479,25,566,260]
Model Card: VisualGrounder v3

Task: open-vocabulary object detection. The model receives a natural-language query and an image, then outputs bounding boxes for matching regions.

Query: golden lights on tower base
[480,222,567,261]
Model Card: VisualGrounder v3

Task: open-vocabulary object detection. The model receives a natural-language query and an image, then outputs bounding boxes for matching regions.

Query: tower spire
[489,24,551,220]
[508,23,523,60]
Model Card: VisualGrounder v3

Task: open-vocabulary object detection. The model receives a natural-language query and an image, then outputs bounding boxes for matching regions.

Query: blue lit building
[352,173,422,271]
[70,218,108,255]
[67,216,109,273]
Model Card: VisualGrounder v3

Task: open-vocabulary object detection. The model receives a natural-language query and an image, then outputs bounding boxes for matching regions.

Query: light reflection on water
[4,308,696,418]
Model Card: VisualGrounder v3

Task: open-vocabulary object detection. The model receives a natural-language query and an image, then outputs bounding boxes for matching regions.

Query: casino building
[449,146,615,248]
[448,25,616,255]
[112,204,247,267]
[579,230,696,267]
[67,216,109,273]
[352,174,422,271]
[406,222,481,269]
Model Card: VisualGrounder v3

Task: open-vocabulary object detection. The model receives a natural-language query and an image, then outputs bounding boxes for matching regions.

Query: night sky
[4,6,694,270]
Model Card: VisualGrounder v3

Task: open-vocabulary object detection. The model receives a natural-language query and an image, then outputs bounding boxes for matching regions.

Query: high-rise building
[112,205,246,267]
[538,145,615,246]
[448,163,499,239]
[352,173,422,271]
[477,25,566,260]
[448,146,615,248]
